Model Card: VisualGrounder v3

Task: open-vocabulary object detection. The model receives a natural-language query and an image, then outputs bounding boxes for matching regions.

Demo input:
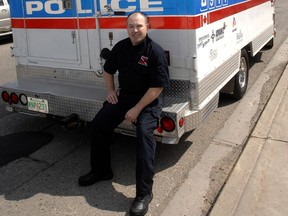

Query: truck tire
[233,49,249,99]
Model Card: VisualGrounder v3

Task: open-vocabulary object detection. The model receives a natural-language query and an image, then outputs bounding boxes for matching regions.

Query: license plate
[27,97,49,114]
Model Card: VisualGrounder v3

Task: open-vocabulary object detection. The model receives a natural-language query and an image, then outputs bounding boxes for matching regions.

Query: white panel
[27,29,79,61]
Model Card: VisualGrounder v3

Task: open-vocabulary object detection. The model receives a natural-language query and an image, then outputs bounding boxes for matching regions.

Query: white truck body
[1,0,275,144]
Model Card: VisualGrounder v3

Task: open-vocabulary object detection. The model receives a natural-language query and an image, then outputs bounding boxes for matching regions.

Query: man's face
[127,13,149,46]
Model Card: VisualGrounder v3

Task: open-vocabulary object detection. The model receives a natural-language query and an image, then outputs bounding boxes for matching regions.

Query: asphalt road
[1,1,288,215]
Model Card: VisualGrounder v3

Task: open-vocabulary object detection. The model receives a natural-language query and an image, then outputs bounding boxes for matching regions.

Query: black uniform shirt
[104,37,170,98]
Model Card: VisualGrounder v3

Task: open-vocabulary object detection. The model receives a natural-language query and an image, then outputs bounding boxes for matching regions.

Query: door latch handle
[71,31,76,44]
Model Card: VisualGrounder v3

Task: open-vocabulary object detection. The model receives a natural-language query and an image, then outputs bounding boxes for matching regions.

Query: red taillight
[160,117,175,132]
[2,91,10,102]
[179,117,184,128]
[10,92,19,104]
[156,126,163,133]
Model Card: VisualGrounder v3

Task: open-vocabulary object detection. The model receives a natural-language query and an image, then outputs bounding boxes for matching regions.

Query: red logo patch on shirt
[138,56,149,66]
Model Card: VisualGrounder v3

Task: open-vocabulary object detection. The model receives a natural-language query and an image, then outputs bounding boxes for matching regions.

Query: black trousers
[90,94,160,196]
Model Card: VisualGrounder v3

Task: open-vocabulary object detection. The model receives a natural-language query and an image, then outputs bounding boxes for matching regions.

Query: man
[78,12,169,216]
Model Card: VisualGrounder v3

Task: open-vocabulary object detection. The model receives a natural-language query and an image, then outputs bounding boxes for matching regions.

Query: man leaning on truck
[78,12,170,216]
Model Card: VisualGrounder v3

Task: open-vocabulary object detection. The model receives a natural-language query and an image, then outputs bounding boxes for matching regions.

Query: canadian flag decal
[201,13,210,27]
[138,56,149,66]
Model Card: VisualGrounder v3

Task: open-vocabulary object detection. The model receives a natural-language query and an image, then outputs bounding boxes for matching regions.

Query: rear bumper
[0,79,106,121]
[0,79,193,144]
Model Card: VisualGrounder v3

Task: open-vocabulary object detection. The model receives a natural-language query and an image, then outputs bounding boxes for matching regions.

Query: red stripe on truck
[11,0,270,30]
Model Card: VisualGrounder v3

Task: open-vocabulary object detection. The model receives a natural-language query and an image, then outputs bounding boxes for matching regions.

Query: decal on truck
[10,0,269,30]
[11,0,251,17]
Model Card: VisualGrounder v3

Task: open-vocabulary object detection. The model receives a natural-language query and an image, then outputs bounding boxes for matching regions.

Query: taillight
[19,94,28,105]
[160,117,175,132]
[1,91,28,106]
[156,126,163,133]
[1,91,10,102]
[10,92,19,104]
[179,117,184,128]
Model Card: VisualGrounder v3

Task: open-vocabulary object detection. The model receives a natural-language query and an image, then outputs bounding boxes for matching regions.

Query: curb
[209,38,288,216]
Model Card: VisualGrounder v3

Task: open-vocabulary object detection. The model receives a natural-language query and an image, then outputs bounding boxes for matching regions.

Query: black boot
[130,193,153,216]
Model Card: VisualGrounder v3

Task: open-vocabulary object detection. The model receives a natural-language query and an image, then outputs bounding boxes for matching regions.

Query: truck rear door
[11,0,97,69]
[24,0,81,64]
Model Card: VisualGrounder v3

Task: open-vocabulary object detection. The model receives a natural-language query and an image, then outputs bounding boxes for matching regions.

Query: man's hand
[107,90,118,104]
[125,87,164,123]
[125,106,141,123]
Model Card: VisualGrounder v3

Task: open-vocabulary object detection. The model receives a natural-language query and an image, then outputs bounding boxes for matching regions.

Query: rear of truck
[0,0,275,144]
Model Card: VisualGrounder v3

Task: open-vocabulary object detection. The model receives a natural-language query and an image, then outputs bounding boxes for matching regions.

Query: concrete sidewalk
[209,62,288,215]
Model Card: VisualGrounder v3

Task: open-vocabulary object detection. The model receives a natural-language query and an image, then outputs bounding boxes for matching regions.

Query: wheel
[233,49,249,99]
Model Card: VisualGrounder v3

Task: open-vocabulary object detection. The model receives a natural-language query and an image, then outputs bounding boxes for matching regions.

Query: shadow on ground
[0,131,54,166]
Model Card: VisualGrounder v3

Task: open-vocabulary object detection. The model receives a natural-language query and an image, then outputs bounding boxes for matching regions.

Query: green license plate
[27,97,49,114]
